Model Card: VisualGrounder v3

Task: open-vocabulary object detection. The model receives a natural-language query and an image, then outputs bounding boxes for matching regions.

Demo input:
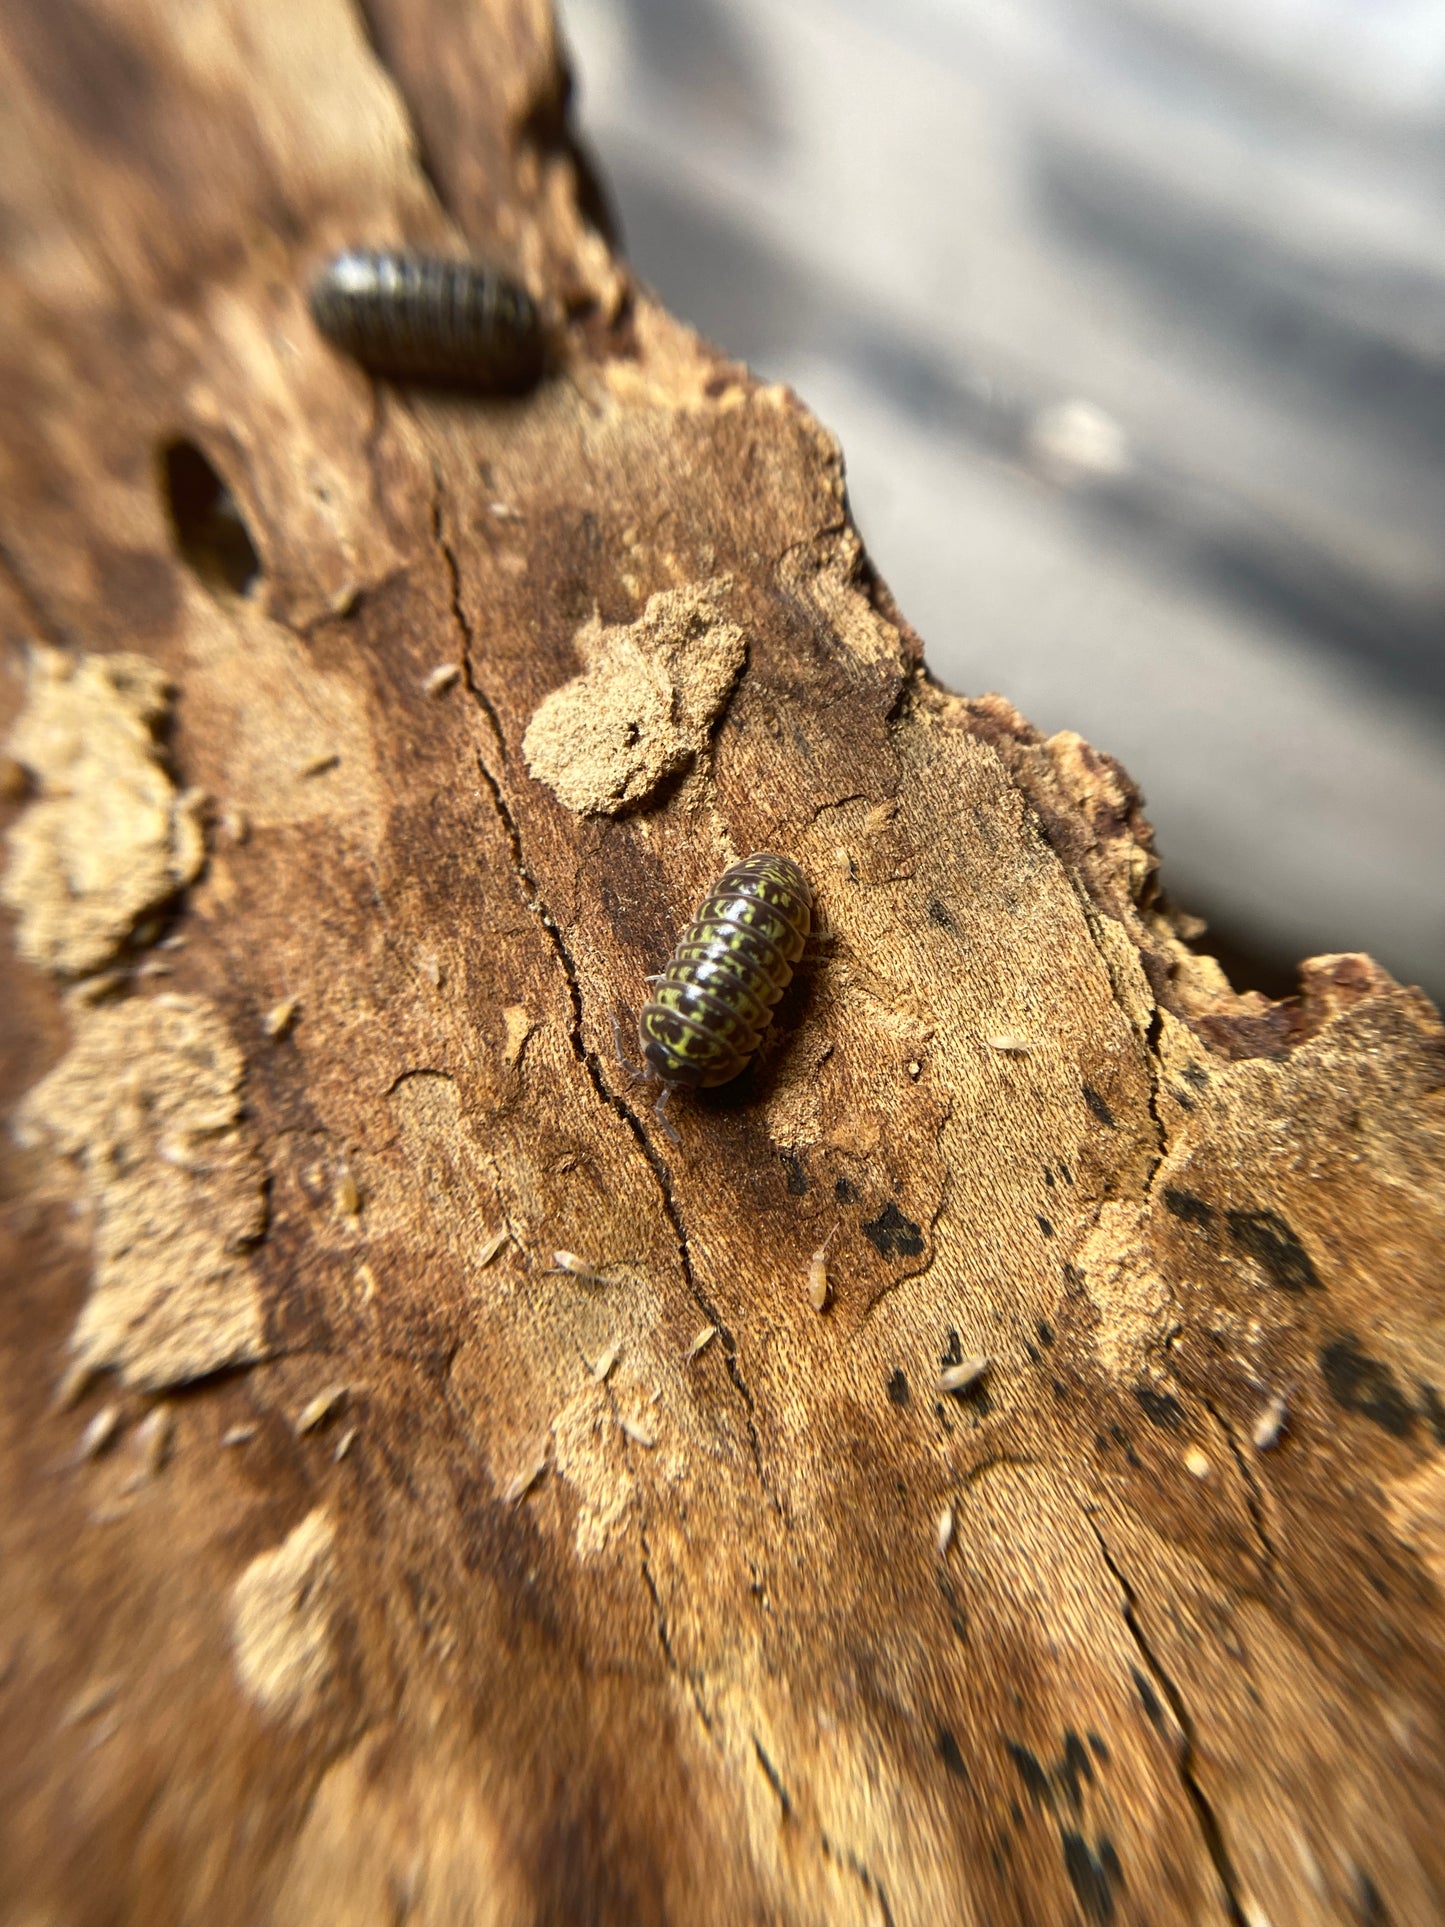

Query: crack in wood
[429,487,782,1518]
[1204,1395,1279,1581]
[1086,1515,1249,1927]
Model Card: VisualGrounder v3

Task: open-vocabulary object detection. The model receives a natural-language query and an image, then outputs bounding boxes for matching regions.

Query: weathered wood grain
[0,3,1442,1923]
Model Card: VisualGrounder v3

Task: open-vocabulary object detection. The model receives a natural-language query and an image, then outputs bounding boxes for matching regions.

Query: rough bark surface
[1,4,1443,1925]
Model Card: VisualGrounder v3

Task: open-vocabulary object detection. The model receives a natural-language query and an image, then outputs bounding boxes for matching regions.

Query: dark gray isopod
[308,249,545,390]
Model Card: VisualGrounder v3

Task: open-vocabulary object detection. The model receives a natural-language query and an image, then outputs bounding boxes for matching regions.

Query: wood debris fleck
[686,1325,718,1361]
[476,1228,509,1268]
[503,1454,547,1504]
[78,1405,121,1460]
[221,1424,256,1448]
[424,662,461,697]
[1184,1447,1211,1479]
[936,1504,955,1559]
[132,1403,174,1479]
[333,1426,358,1462]
[69,970,125,1005]
[548,1250,612,1286]
[333,1161,361,1220]
[806,1226,838,1313]
[617,1415,655,1449]
[937,1356,991,1397]
[54,1358,97,1411]
[1252,1393,1288,1452]
[986,1036,1035,1056]
[502,1003,532,1067]
[591,1338,622,1383]
[299,751,340,778]
[262,997,299,1039]
[296,1385,348,1435]
[63,1677,120,1727]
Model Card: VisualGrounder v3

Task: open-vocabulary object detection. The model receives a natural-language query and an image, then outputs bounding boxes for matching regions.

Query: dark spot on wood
[834,1175,858,1204]
[1024,1341,1042,1365]
[1010,1800,1024,1828]
[752,1738,791,1818]
[1082,1085,1115,1128]
[1181,1062,1209,1089]
[862,1201,925,1259]
[937,1571,969,1642]
[887,1368,910,1406]
[779,1151,808,1195]
[1162,1186,1213,1228]
[927,898,956,932]
[1059,1162,1074,1183]
[1036,1320,1055,1346]
[1062,1262,1085,1296]
[1133,1384,1184,1429]
[1061,1731,1094,1809]
[1043,1167,1055,1187]
[1132,1668,1165,1731]
[1419,1382,1445,1446]
[1228,1209,1321,1291]
[938,1727,970,1783]
[1353,1867,1391,1925]
[1062,1831,1119,1924]
[1095,1432,1111,1453]
[10,0,156,157]
[1087,1731,1110,1764]
[161,439,260,596]
[1320,1337,1416,1438]
[1005,1742,1051,1808]
[942,1330,962,1366]
[1036,1214,1055,1238]
[1171,1087,1196,1111]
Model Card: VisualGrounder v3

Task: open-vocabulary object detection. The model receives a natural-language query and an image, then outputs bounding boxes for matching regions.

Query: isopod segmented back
[308,249,545,390]
[640,854,813,1090]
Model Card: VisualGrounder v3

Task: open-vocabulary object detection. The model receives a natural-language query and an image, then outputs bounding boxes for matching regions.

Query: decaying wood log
[1,4,1443,1923]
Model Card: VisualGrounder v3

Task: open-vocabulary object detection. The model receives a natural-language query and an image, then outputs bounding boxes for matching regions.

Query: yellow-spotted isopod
[639,854,813,1099]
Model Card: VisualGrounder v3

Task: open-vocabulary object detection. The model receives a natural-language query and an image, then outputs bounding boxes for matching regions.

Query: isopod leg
[610,1009,645,1084]
[652,1085,681,1148]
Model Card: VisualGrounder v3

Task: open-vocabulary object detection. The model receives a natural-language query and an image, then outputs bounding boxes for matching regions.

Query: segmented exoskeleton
[308,250,545,389]
[639,854,813,1094]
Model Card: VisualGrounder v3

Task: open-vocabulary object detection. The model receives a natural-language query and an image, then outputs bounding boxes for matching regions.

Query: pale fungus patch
[551,1385,632,1559]
[231,1509,338,1722]
[15,993,267,1390]
[522,578,745,815]
[1,647,206,977]
[501,1004,532,1067]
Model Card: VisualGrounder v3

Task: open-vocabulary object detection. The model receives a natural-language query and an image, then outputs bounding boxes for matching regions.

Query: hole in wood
[160,438,260,596]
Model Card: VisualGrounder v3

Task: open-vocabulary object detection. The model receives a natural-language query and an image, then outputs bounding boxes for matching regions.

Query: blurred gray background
[558,0,1445,1002]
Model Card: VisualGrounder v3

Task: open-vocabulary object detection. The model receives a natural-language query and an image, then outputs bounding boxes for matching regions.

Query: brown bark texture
[1,3,1443,1924]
